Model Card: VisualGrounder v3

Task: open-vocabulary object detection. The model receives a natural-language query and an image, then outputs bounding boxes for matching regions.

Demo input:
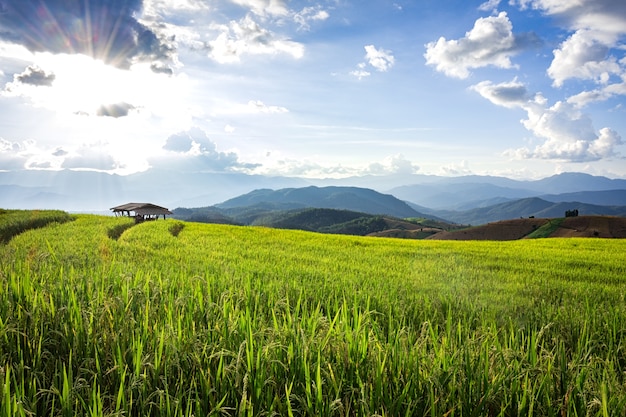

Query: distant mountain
[216,186,426,218]
[439,197,626,225]
[391,182,537,210]
[540,190,626,206]
[0,169,309,211]
[3,168,626,215]
[389,173,626,210]
[528,172,626,194]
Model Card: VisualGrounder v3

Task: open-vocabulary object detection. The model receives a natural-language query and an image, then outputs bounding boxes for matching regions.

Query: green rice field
[1,212,626,416]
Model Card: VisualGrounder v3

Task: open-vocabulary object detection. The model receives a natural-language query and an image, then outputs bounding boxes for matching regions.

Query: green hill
[216,186,425,218]
[174,206,457,238]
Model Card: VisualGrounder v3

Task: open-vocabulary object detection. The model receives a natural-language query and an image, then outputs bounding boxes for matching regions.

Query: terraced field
[1,212,626,416]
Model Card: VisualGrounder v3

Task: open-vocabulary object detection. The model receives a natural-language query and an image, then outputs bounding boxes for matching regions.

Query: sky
[0,0,625,181]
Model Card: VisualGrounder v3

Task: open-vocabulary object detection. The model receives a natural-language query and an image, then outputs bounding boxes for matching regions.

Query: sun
[27,53,146,116]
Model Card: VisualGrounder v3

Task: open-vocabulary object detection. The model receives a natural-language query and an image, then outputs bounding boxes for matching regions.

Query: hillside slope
[428,216,626,240]
[216,186,425,218]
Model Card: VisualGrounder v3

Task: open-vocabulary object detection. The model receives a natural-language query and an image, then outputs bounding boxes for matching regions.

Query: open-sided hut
[110,203,173,223]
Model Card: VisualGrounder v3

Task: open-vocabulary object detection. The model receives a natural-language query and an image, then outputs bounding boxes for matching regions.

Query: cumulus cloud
[565,76,626,108]
[350,67,371,80]
[0,138,29,170]
[512,0,626,31]
[143,0,209,14]
[294,6,330,30]
[61,144,119,171]
[231,0,289,17]
[157,127,259,172]
[350,45,394,79]
[548,30,622,87]
[439,160,473,176]
[211,99,289,116]
[248,152,420,178]
[424,12,540,78]
[14,66,56,87]
[0,139,105,171]
[247,100,289,114]
[364,45,395,72]
[207,15,304,63]
[478,0,501,13]
[470,78,532,108]
[473,79,623,162]
[0,0,175,71]
[511,0,626,87]
[96,102,137,118]
[365,154,419,175]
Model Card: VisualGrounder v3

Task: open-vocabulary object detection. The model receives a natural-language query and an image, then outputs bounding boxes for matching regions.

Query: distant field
[1,213,626,416]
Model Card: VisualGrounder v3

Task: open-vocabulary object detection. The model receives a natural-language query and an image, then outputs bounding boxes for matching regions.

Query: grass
[1,213,626,416]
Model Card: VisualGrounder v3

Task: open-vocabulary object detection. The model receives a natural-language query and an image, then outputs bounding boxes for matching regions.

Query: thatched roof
[110,203,172,216]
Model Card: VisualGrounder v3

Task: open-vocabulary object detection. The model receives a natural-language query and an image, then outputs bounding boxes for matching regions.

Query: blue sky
[1,0,625,180]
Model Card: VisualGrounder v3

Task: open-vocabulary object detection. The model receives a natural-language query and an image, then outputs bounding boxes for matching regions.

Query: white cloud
[511,0,626,87]
[207,15,304,63]
[155,127,259,173]
[230,0,289,17]
[365,154,419,175]
[246,153,419,178]
[210,99,289,116]
[439,160,473,176]
[143,0,209,14]
[247,100,289,114]
[512,0,626,31]
[0,138,29,170]
[478,0,501,13]
[566,76,626,107]
[0,138,137,173]
[350,70,371,80]
[350,45,394,79]
[61,144,120,171]
[548,29,622,87]
[294,6,330,30]
[350,62,371,80]
[470,78,531,108]
[473,79,623,162]
[424,12,536,79]
[364,45,395,72]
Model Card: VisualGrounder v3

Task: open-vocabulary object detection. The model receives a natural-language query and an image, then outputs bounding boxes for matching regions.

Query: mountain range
[1,170,626,226]
[175,183,626,227]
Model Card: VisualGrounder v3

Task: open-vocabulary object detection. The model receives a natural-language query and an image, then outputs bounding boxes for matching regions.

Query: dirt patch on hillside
[369,227,442,239]
[549,216,626,238]
[427,216,626,240]
[427,219,549,241]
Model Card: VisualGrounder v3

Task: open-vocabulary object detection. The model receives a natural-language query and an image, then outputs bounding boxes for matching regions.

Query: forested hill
[215,186,425,219]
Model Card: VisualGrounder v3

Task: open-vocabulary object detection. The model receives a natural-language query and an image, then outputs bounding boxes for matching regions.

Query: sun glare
[4,52,193,175]
[30,54,142,115]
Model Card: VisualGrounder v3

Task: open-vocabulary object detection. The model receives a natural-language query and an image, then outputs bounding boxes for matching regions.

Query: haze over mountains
[1,170,626,225]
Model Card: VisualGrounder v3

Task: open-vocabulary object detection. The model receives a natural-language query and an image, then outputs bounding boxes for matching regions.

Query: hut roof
[110,203,173,216]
